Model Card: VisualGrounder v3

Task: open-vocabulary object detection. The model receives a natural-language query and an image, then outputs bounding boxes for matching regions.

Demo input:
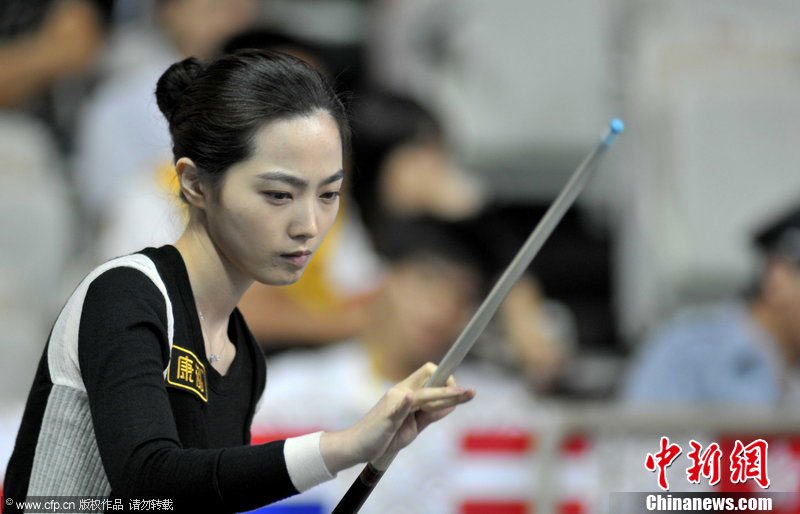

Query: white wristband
[283,431,336,492]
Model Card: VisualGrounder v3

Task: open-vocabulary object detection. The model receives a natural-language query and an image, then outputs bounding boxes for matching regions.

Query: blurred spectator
[74,0,256,259]
[0,0,107,402]
[0,0,113,155]
[349,92,485,235]
[347,91,575,391]
[0,0,107,108]
[252,219,536,513]
[623,203,800,405]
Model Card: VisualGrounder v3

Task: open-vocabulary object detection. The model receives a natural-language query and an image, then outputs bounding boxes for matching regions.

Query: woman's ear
[176,157,206,209]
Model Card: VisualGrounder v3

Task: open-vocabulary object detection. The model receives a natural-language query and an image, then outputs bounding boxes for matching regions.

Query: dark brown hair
[155,49,349,189]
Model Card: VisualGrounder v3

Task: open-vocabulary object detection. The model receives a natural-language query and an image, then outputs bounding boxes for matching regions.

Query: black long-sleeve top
[4,245,333,513]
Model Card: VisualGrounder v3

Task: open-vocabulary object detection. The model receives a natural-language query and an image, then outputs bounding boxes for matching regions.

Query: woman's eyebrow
[255,169,344,188]
[256,171,307,187]
[320,169,345,186]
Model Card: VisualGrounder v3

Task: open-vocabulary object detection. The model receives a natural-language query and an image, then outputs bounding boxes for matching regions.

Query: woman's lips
[280,252,311,267]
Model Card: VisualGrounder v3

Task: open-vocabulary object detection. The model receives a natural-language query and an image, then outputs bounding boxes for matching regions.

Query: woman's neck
[173,220,252,332]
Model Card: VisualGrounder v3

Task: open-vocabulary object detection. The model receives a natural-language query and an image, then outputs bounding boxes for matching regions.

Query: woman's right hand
[320,362,475,473]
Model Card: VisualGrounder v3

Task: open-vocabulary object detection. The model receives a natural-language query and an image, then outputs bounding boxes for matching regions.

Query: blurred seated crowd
[2,0,800,430]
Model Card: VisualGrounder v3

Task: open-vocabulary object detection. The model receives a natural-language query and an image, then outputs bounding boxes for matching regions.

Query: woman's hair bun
[155,57,205,121]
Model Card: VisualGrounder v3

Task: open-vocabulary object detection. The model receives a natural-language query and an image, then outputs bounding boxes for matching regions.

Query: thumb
[400,362,438,389]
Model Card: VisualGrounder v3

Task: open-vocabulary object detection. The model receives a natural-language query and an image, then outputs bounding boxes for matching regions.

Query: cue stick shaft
[332,119,624,514]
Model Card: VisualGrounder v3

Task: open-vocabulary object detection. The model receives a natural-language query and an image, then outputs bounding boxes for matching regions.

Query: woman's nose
[288,201,318,240]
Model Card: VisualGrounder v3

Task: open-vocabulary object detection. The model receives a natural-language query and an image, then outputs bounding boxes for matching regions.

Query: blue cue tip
[603,118,625,146]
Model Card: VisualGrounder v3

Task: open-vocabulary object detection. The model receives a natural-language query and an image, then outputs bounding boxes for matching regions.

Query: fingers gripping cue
[332,119,625,514]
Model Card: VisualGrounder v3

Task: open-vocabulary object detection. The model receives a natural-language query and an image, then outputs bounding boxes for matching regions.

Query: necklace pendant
[209,354,220,363]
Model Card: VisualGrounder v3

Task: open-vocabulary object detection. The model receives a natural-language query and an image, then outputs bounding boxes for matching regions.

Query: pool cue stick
[332,119,625,514]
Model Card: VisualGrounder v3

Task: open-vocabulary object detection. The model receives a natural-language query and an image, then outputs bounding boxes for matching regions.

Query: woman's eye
[264,191,292,202]
[320,191,341,201]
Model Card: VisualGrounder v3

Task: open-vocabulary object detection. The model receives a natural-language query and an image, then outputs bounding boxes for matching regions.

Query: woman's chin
[253,269,304,287]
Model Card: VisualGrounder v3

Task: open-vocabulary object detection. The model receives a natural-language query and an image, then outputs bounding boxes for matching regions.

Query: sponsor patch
[166,345,208,402]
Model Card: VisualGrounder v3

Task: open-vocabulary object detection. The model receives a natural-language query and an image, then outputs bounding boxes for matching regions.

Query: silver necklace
[198,310,225,363]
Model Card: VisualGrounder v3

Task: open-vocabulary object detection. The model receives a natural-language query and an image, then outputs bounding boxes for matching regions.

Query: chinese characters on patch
[644,436,769,490]
[175,354,206,395]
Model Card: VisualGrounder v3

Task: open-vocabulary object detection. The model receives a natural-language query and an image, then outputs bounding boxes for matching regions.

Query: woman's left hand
[320,362,475,472]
